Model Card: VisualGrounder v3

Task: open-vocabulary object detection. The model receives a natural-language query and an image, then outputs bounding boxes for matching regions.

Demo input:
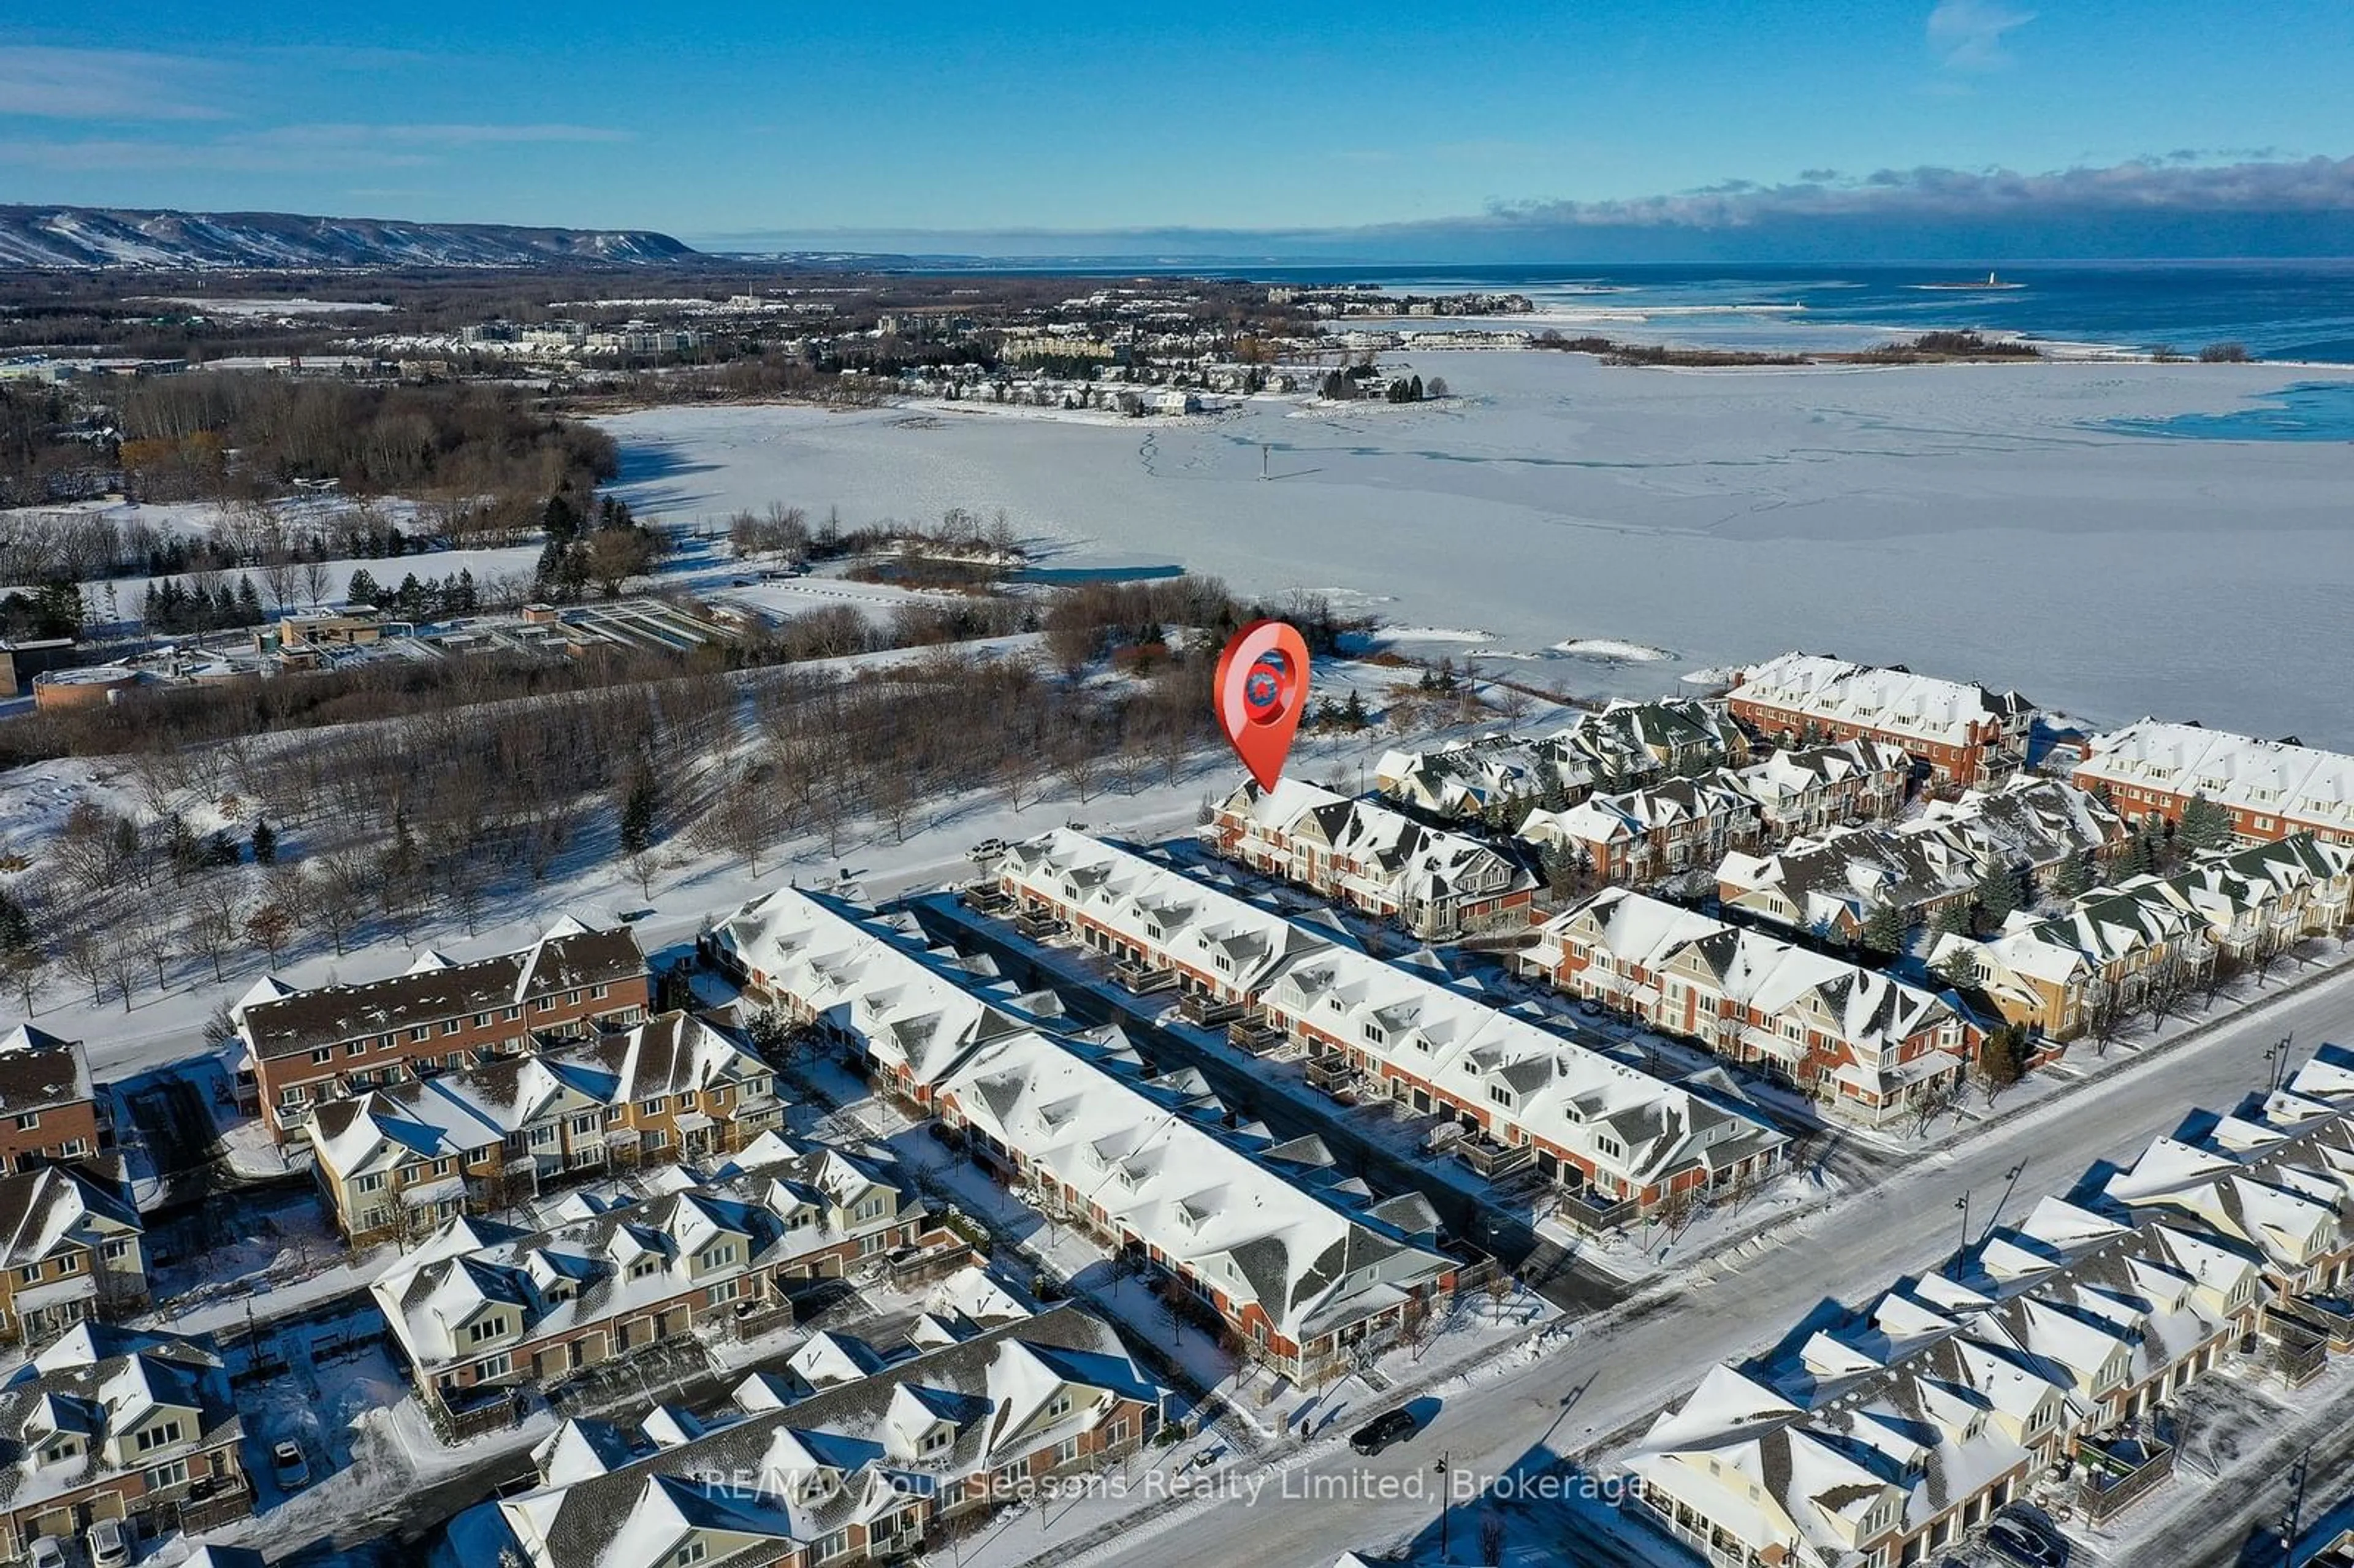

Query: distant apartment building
[1211,777,1536,939]
[0,1166,146,1348]
[0,1024,110,1178]
[373,1135,934,1420]
[1726,651,2036,788]
[1730,738,1914,838]
[2073,718,2354,845]
[238,918,649,1143]
[497,1304,1164,1568]
[0,1325,251,1556]
[1529,889,1979,1125]
[310,1011,785,1247]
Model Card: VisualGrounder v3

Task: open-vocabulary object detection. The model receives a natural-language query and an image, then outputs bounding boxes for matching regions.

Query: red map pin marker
[1215,619,1311,790]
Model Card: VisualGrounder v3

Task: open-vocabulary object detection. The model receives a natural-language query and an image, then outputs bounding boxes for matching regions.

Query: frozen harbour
[603,349,2354,746]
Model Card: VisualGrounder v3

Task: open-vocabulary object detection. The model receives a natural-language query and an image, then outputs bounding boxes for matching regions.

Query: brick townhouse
[2073,718,2354,846]
[374,1136,937,1419]
[239,917,648,1143]
[0,1026,112,1178]
[311,1010,785,1246]
[1212,777,1536,939]
[1726,650,2037,790]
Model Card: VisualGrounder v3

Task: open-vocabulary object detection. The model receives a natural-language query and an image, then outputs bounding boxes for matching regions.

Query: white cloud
[0,121,633,174]
[1927,0,2036,70]
[0,45,229,121]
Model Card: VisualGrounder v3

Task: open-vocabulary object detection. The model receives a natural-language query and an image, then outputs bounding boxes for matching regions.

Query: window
[641,1096,668,1116]
[145,1458,190,1490]
[309,1048,334,1065]
[592,984,609,1000]
[1047,1392,1073,1418]
[1055,1436,1081,1464]
[474,1013,492,1029]
[858,1232,889,1256]
[630,1257,663,1279]
[101,1239,131,1262]
[672,1544,707,1567]
[432,1157,454,1177]
[816,1532,851,1562]
[346,1040,367,1057]
[468,1315,508,1343]
[16,1263,40,1285]
[478,1352,511,1379]
[280,1086,308,1106]
[443,1019,462,1036]
[409,1026,431,1043]
[700,1244,737,1270]
[57,1252,80,1274]
[1108,1418,1128,1445]
[505,1006,522,1022]
[533,997,555,1013]
[135,1418,185,1451]
[1363,1022,1386,1046]
[707,1279,741,1307]
[565,989,582,1006]
[356,1173,386,1193]
[11,1113,36,1132]
[573,1114,598,1135]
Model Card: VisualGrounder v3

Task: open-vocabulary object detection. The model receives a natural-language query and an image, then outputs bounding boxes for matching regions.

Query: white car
[86,1518,131,1568]
[273,1438,311,1490]
[26,1538,65,1568]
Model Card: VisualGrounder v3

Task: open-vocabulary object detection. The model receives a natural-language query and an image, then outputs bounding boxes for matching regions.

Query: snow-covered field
[601,351,2354,744]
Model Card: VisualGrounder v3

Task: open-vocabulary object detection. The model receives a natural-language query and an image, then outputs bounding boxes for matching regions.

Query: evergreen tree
[2120,828,2155,877]
[619,774,659,856]
[235,574,264,624]
[0,890,31,955]
[1931,900,1972,938]
[2051,848,2095,900]
[1341,688,1369,730]
[1860,902,1908,957]
[346,568,382,608]
[1975,866,2022,927]
[204,829,241,868]
[250,821,278,866]
[2174,793,2233,856]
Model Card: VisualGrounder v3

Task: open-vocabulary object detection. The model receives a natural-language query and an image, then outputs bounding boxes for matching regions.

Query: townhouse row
[2073,717,2354,846]
[491,1301,1165,1568]
[1518,739,1913,888]
[711,880,1463,1382]
[1626,1048,2354,1568]
[0,1165,146,1350]
[1376,697,1747,821]
[978,829,1789,1222]
[372,1132,939,1420]
[1725,651,2038,790]
[311,1010,785,1247]
[1716,774,2130,943]
[1526,888,1982,1127]
[1929,831,2354,1041]
[0,1325,250,1561]
[234,916,651,1143]
[1210,777,1537,940]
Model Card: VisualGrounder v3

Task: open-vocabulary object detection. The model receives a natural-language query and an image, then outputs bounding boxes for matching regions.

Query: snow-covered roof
[2076,718,2354,837]
[498,1305,1162,1568]
[1731,652,2035,750]
[1218,777,1535,907]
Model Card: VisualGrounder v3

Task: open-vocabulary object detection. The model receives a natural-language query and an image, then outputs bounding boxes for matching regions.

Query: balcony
[1556,1183,1637,1236]
[1113,959,1179,996]
[1228,1018,1287,1056]
[959,885,1012,915]
[1305,1052,1358,1093]
[1452,1136,1536,1182]
[1181,992,1245,1027]
[2076,1428,2176,1524]
[1013,910,1067,942]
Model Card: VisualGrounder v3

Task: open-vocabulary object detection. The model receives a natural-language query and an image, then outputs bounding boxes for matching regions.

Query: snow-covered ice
[601,351,2354,744]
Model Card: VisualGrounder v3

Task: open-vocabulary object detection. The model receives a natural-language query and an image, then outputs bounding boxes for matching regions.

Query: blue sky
[4,2,2353,257]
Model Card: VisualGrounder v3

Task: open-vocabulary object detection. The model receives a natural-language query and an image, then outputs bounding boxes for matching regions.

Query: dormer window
[630,1257,663,1279]
[923,1427,952,1453]
[1047,1392,1073,1419]
[1363,1023,1386,1046]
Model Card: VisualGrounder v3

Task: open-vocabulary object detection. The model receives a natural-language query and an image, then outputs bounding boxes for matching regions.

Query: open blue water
[2108,380,2354,441]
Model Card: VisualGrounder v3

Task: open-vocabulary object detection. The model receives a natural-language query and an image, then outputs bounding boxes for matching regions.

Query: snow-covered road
[1032,959,2354,1568]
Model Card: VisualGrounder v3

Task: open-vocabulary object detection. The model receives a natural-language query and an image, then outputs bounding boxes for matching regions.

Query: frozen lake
[601,351,2354,746]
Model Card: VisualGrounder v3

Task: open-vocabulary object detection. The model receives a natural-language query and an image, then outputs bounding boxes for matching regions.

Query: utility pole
[2278,1446,2309,1568]
[1954,1192,1971,1262]
[1433,1450,1453,1561]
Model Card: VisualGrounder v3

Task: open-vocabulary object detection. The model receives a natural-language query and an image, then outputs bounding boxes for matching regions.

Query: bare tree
[61,932,108,1007]
[302,555,332,608]
[245,904,294,968]
[180,898,237,983]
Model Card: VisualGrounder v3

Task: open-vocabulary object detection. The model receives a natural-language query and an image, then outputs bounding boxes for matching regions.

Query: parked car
[26,1539,64,1568]
[1986,1515,2068,1567]
[86,1518,131,1568]
[273,1437,311,1490]
[1349,1409,1420,1456]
